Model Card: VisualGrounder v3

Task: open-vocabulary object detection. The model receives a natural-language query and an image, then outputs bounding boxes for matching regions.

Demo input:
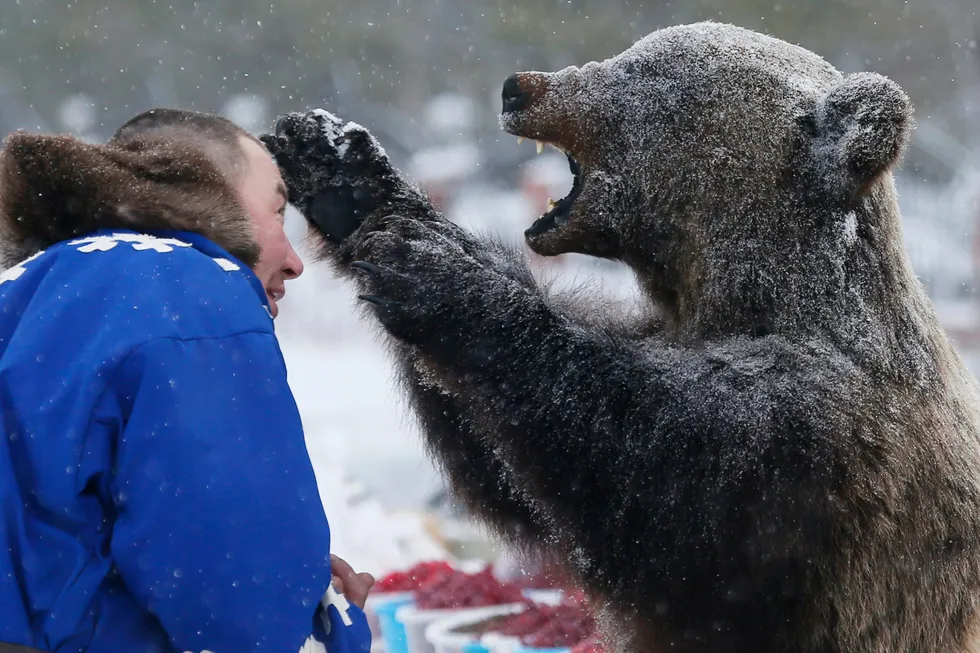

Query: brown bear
[262,21,980,653]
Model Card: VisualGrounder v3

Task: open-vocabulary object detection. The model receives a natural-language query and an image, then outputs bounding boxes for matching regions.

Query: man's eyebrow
[276,181,288,204]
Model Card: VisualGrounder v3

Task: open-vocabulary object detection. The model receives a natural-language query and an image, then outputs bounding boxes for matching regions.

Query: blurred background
[2,0,980,576]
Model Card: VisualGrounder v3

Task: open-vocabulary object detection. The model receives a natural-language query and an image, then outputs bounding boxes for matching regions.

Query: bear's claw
[351,260,382,276]
[357,294,398,308]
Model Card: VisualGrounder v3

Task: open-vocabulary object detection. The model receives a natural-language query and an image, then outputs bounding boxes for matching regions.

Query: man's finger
[330,555,375,610]
[330,554,357,582]
[346,572,375,610]
[351,571,375,600]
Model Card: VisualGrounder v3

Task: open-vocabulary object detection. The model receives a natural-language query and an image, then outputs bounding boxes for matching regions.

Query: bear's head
[500,22,915,342]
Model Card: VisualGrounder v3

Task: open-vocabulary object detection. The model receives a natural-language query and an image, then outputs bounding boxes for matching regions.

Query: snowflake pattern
[69,233,244,274]
[323,585,354,628]
[212,257,240,271]
[69,232,194,253]
[0,250,45,286]
[0,234,246,290]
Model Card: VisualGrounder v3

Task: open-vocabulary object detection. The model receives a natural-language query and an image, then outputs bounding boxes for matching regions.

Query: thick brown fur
[265,23,980,653]
[0,132,260,268]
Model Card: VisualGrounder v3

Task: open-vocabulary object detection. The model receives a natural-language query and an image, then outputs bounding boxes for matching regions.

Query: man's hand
[330,554,375,610]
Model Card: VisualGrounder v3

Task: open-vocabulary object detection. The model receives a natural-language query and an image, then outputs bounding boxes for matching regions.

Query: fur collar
[0,131,260,268]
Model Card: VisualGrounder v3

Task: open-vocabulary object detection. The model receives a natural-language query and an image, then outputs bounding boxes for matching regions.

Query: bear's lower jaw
[525,215,569,256]
[526,206,570,236]
[523,153,583,252]
[525,229,567,257]
[524,195,574,256]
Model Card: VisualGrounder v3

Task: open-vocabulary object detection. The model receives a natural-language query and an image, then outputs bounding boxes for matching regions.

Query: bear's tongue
[527,153,583,235]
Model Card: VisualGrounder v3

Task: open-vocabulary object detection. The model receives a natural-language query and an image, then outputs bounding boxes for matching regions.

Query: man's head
[112,108,303,318]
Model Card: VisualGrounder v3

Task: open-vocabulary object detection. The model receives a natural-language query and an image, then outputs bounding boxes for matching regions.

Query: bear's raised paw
[260,109,405,246]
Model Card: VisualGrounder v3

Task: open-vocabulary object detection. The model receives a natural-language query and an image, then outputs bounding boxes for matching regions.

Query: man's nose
[283,245,304,280]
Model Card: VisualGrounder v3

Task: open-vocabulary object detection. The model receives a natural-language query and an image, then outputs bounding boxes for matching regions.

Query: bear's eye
[624,62,637,75]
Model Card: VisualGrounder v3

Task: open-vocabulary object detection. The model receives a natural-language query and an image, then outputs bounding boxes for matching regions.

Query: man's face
[235,135,304,318]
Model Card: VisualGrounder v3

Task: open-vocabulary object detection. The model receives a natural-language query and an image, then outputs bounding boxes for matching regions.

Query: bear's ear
[808,72,913,202]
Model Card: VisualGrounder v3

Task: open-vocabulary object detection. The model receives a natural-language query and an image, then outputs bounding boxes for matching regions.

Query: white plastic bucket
[479,632,523,653]
[398,603,524,653]
[424,604,525,653]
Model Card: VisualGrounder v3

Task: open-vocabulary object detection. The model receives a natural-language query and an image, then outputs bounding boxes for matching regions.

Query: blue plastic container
[461,644,491,653]
[375,595,416,653]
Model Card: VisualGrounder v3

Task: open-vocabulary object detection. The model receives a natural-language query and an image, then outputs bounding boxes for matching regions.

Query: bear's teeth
[517,136,525,146]
[536,141,545,155]
[547,197,556,211]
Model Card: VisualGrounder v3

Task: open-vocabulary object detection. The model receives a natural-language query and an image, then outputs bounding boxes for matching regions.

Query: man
[0,109,372,653]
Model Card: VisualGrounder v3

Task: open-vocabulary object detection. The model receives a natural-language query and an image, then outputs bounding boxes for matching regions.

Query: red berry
[517,603,596,647]
[413,566,526,610]
[376,560,457,593]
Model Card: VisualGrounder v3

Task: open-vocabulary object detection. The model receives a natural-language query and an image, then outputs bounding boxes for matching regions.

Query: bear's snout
[499,72,554,118]
[501,73,530,113]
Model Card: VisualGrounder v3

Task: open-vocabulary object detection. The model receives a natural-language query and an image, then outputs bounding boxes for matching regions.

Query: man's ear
[807,72,913,203]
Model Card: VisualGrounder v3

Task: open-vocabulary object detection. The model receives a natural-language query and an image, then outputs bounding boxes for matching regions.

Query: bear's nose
[502,73,531,113]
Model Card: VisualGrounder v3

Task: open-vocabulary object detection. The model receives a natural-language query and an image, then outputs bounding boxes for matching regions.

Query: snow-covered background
[3,0,980,578]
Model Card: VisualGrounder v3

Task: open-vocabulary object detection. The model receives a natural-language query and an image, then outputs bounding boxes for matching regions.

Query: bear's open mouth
[526,152,584,236]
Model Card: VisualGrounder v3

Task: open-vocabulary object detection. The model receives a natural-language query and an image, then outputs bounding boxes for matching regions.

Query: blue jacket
[0,229,371,653]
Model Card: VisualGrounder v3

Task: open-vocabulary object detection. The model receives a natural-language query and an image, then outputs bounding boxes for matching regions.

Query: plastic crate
[366,591,414,651]
[374,594,416,653]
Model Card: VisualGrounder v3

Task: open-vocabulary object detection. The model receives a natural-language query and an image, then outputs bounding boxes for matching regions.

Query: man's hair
[111,108,263,181]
